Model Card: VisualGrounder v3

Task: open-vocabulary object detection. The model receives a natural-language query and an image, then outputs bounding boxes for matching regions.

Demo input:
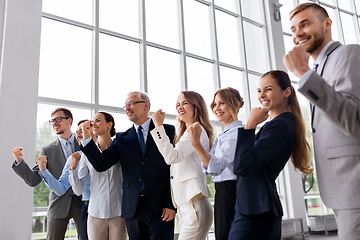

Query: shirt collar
[134,117,151,132]
[315,40,334,65]
[58,134,75,144]
[221,120,243,135]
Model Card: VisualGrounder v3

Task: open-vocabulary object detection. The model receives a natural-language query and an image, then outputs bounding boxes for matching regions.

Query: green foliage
[36,121,57,151]
[33,121,57,208]
[33,181,51,207]
[206,174,215,198]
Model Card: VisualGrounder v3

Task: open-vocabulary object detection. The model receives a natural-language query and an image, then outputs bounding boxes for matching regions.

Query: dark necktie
[137,126,145,153]
[137,126,145,192]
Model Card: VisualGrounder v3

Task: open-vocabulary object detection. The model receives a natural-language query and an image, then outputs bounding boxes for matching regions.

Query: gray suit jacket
[298,41,360,209]
[12,138,81,218]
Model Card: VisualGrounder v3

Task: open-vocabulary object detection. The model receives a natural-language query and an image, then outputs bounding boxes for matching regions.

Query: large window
[35,0,272,237]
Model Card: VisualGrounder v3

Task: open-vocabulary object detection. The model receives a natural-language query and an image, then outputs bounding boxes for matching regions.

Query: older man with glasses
[80,91,176,240]
[11,107,83,240]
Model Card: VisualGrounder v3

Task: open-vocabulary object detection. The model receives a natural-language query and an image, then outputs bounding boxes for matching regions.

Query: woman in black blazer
[228,70,313,240]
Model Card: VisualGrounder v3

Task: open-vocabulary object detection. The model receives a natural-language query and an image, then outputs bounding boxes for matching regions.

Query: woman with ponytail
[228,70,312,240]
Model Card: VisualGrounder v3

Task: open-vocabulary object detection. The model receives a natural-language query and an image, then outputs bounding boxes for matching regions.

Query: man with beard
[11,108,82,240]
[283,3,360,239]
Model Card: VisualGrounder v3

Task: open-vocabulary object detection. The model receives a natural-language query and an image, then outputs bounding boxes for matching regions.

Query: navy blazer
[82,120,176,219]
[233,112,294,217]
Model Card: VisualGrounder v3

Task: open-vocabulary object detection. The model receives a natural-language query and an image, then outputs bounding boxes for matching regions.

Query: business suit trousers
[228,204,281,240]
[177,194,213,240]
[87,214,127,240]
[47,195,82,240]
[214,180,236,240]
[334,208,360,240]
[126,194,174,240]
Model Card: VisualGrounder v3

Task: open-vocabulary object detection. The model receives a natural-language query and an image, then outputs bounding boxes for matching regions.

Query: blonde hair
[210,87,244,121]
[175,91,214,149]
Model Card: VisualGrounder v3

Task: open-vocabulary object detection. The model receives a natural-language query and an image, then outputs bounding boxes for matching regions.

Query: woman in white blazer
[151,91,214,240]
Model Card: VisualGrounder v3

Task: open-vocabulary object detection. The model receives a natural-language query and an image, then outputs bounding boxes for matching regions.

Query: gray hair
[127,91,151,110]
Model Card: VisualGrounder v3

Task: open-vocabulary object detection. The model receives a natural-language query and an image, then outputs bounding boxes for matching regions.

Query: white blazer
[151,125,211,208]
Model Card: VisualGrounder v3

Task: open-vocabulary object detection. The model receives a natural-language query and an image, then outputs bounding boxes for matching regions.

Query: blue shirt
[39,151,91,201]
[204,120,243,183]
[58,134,76,160]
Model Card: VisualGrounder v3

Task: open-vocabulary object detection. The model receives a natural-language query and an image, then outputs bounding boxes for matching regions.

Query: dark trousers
[81,203,89,240]
[228,203,282,240]
[125,194,174,240]
[214,180,236,240]
[46,195,82,240]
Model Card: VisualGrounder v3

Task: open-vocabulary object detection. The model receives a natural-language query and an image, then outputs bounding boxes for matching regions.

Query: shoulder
[42,139,60,151]
[263,112,294,131]
[333,43,360,57]
[163,123,175,132]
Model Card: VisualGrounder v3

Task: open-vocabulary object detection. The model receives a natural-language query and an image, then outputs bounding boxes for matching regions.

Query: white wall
[0,0,42,239]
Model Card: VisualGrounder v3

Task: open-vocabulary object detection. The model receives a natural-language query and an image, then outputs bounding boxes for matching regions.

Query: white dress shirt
[69,144,123,219]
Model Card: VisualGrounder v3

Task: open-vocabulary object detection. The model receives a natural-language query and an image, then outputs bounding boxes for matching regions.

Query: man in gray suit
[284,3,360,239]
[11,108,82,240]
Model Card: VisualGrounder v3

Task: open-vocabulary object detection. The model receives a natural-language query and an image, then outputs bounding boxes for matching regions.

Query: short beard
[307,34,325,55]
[56,129,64,135]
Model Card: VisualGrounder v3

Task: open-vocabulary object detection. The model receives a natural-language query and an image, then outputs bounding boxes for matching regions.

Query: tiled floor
[204,230,338,240]
[284,231,338,240]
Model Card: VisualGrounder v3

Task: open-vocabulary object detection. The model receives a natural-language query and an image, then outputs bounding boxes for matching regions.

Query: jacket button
[142,162,145,165]
[312,128,316,133]
[139,178,142,182]
[170,176,174,179]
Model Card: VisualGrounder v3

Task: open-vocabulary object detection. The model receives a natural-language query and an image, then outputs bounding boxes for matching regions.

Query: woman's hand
[81,120,92,140]
[69,152,81,171]
[37,156,47,172]
[187,122,202,148]
[151,109,166,128]
[245,107,269,129]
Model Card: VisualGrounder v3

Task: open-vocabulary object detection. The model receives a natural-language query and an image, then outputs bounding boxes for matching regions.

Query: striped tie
[313,63,319,72]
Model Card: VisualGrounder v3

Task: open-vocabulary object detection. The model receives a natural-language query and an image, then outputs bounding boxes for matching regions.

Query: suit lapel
[145,120,156,154]
[311,41,341,126]
[53,138,67,166]
[130,126,144,156]
[318,41,341,76]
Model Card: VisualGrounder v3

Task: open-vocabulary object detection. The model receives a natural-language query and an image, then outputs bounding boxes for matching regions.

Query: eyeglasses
[122,101,145,109]
[49,117,69,124]
[76,129,83,135]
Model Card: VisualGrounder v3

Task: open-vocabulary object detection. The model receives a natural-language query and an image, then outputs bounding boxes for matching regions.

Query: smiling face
[125,93,149,125]
[291,7,332,58]
[212,94,234,126]
[92,113,111,137]
[176,93,195,127]
[51,110,72,136]
[257,75,290,119]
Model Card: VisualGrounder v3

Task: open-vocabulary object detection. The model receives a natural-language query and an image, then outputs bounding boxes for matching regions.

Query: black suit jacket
[82,120,176,219]
[233,112,294,217]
